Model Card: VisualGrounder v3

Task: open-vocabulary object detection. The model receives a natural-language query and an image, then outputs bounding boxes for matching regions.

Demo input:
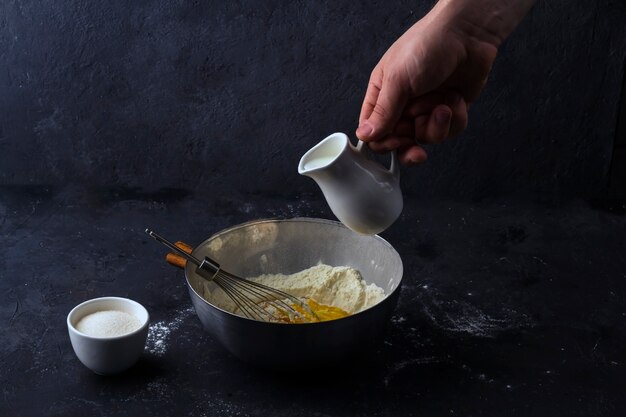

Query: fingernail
[435,110,451,125]
[356,122,374,138]
[408,156,422,165]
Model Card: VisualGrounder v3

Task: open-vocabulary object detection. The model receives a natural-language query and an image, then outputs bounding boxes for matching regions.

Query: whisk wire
[218,271,316,319]
[214,280,273,320]
[146,229,320,323]
[217,272,301,320]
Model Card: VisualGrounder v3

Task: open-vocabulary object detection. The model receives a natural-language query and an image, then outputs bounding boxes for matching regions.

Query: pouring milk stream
[298,132,403,235]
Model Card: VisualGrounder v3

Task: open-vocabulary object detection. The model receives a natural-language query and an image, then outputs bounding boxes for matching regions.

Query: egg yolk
[274,298,349,323]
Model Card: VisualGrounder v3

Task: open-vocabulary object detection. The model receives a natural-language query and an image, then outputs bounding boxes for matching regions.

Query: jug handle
[356,140,400,180]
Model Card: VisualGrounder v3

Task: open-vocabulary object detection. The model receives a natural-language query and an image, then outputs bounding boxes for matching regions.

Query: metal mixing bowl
[184,218,403,370]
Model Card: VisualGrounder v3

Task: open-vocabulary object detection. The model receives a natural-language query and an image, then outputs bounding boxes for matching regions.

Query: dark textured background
[2,2,626,416]
[1,0,625,199]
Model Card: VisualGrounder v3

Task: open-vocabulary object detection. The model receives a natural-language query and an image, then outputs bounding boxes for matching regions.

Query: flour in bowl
[204,264,385,316]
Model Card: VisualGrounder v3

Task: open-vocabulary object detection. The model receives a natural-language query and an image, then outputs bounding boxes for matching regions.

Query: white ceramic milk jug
[298,132,403,235]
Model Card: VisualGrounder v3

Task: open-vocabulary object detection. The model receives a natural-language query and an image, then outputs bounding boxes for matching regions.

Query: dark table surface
[1,185,625,417]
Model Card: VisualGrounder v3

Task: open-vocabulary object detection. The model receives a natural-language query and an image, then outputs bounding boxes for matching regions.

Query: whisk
[145,229,319,323]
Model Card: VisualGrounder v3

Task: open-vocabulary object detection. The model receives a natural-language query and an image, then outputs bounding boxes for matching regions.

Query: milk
[303,156,336,171]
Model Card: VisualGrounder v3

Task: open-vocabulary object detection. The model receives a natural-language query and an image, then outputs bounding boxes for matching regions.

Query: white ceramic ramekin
[67,297,149,375]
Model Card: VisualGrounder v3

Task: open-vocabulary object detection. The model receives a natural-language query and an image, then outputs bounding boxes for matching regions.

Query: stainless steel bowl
[184,218,403,370]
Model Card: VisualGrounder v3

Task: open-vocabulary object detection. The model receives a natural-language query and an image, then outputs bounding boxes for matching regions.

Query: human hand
[356,0,534,165]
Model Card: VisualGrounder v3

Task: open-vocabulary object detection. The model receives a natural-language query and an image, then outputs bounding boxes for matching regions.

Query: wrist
[430,0,535,48]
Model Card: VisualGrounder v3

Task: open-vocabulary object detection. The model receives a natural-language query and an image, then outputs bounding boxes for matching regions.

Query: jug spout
[298,132,348,177]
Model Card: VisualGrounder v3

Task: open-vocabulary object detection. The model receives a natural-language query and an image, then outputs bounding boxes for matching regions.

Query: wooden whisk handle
[166,241,193,269]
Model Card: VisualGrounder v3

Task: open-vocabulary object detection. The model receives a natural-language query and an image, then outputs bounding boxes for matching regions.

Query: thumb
[357,77,407,142]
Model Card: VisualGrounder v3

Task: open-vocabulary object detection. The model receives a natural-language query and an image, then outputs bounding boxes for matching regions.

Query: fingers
[367,118,415,152]
[359,89,469,167]
[368,138,428,166]
[447,95,468,137]
[402,92,444,118]
[368,135,414,153]
[356,73,408,143]
[412,104,451,144]
[399,145,428,165]
[413,92,468,144]
[358,70,382,125]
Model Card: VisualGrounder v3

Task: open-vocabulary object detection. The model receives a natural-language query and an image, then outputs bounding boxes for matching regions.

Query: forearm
[430,0,536,48]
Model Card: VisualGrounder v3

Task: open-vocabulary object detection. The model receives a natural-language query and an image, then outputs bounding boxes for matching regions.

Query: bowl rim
[184,217,403,326]
[67,296,150,340]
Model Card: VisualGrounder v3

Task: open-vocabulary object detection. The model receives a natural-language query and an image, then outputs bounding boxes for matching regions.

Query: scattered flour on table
[417,285,534,337]
[205,264,385,315]
[384,357,442,387]
[146,306,195,356]
[191,397,245,417]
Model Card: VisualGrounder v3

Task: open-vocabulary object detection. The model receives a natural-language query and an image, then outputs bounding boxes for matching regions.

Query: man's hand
[356,0,535,165]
